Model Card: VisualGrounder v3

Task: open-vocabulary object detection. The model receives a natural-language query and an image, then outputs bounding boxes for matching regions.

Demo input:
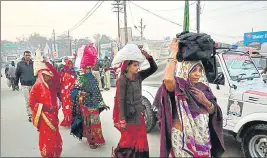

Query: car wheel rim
[248,135,267,157]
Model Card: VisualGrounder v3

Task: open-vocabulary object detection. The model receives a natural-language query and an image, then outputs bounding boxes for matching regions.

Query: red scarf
[113,61,130,130]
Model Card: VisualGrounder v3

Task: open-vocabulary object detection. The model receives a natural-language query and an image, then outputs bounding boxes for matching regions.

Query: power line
[206,1,260,13]
[204,6,267,20]
[129,1,192,29]
[58,1,101,35]
[58,1,104,36]
[154,2,196,12]
[129,1,243,39]
[69,1,104,32]
[128,1,135,25]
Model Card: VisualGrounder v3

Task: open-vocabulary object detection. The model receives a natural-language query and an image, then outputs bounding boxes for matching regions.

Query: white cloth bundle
[112,44,145,66]
[74,45,85,69]
[33,49,49,76]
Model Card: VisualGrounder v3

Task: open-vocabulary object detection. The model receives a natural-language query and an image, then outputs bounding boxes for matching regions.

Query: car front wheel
[142,96,156,133]
[241,124,267,158]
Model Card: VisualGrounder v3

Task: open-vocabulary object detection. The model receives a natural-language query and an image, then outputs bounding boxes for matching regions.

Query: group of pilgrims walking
[16,38,224,158]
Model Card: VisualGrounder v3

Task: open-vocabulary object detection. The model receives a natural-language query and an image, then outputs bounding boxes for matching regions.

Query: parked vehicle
[5,55,17,64]
[251,54,267,81]
[142,48,267,158]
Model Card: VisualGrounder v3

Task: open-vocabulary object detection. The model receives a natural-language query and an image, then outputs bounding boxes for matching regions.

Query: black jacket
[119,56,158,124]
[15,57,36,86]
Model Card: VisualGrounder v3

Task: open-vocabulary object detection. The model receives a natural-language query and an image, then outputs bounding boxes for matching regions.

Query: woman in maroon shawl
[60,59,77,127]
[154,39,225,157]
[112,48,158,158]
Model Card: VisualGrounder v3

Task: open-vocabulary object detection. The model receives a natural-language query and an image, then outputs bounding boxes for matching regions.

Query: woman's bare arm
[164,39,179,92]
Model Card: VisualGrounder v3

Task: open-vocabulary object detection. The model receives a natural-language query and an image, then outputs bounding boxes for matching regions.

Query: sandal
[89,143,98,149]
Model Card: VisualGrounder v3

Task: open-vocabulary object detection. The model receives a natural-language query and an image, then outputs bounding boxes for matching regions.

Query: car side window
[216,57,225,85]
[217,58,222,74]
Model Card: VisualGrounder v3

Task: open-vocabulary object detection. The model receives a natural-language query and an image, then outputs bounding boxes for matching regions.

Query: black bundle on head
[175,31,215,62]
[175,31,217,83]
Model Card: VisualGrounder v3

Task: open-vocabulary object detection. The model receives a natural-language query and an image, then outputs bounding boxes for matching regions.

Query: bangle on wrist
[168,58,177,63]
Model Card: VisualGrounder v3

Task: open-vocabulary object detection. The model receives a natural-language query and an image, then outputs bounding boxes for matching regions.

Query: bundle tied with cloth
[74,43,98,70]
[176,32,217,82]
[31,49,55,130]
[33,49,53,77]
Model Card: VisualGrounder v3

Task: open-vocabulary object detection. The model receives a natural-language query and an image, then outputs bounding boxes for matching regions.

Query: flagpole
[183,0,190,32]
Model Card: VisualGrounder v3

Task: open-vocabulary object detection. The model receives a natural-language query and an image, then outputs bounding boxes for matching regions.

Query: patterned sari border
[34,103,43,128]
[41,112,57,132]
[174,95,194,157]
[33,103,57,132]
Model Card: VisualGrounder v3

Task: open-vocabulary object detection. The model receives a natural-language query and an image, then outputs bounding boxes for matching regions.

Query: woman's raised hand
[164,39,179,92]
[43,56,50,62]
[169,38,179,57]
[141,50,150,59]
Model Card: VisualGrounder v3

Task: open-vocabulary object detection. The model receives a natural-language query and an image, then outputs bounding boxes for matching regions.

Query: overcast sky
[1,1,267,44]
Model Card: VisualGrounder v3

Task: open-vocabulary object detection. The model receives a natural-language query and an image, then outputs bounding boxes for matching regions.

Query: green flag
[183,0,190,32]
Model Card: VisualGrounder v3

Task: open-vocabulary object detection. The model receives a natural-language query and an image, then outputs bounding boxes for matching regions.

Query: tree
[132,35,146,41]
[93,33,101,43]
[93,33,112,44]
[164,36,171,40]
[27,33,48,49]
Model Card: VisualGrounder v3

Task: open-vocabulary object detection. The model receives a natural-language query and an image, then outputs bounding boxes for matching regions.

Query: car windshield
[252,57,267,70]
[222,52,261,81]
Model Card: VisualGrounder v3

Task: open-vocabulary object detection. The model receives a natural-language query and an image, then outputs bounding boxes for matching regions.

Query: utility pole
[134,18,146,41]
[52,29,56,52]
[123,0,128,44]
[67,30,70,56]
[196,0,201,33]
[112,0,123,48]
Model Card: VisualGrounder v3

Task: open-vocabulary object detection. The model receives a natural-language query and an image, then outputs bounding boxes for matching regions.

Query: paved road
[1,71,244,157]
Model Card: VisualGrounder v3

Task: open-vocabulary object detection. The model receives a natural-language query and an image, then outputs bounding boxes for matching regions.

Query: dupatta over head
[113,61,130,131]
[29,68,58,131]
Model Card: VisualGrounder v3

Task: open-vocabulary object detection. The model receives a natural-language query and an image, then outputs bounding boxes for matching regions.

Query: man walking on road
[92,59,103,91]
[103,56,111,91]
[15,50,36,122]
[8,61,18,91]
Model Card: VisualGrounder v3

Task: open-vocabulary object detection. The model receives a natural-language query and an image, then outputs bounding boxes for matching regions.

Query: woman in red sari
[29,56,63,157]
[60,59,77,127]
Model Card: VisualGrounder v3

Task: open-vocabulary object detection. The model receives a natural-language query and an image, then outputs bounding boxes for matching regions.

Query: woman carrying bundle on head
[70,43,110,149]
[154,39,225,158]
[112,44,158,158]
[28,50,63,157]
